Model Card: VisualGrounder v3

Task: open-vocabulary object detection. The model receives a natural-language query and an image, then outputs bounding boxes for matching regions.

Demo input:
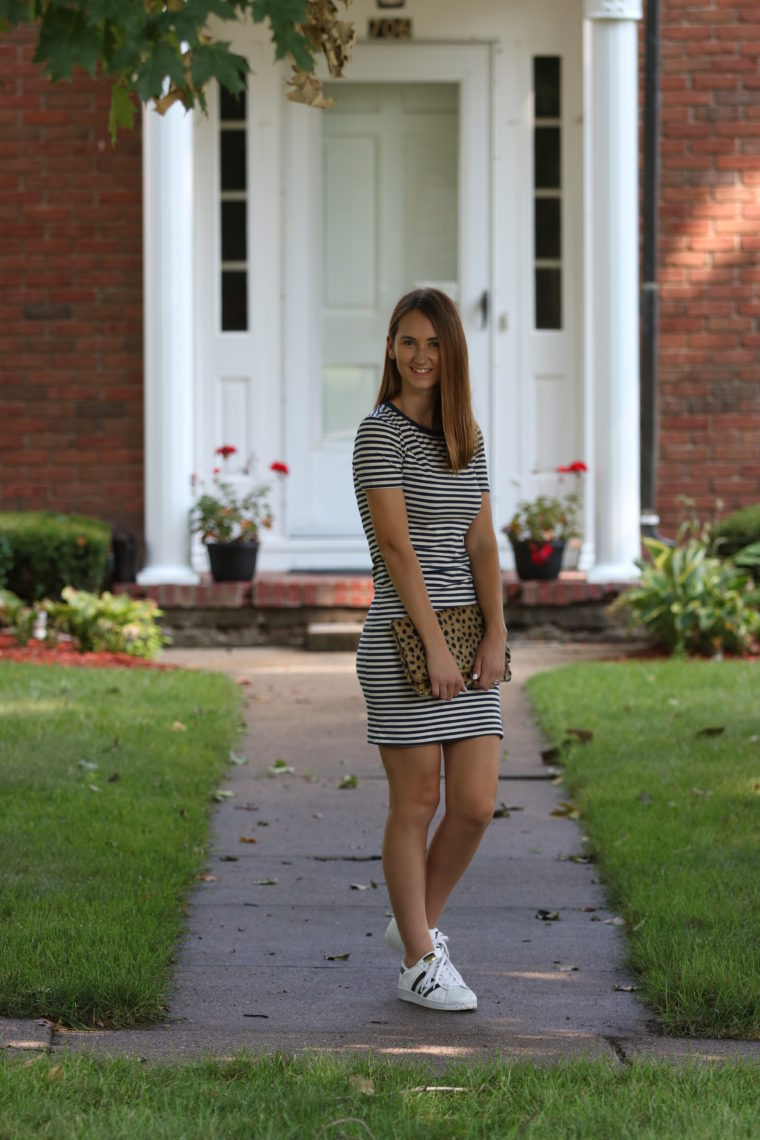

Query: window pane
[535,198,561,260]
[536,268,562,330]
[221,201,247,262]
[322,365,379,440]
[534,57,560,119]
[220,131,246,192]
[221,270,248,331]
[220,86,246,122]
[535,127,560,190]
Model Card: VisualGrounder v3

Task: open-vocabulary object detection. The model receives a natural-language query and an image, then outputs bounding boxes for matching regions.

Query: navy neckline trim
[381,400,444,437]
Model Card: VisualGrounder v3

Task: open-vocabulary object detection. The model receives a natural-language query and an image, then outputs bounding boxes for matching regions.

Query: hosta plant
[44,587,169,659]
[613,524,760,656]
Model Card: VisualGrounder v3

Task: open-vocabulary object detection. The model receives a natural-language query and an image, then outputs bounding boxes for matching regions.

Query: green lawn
[526,659,760,1038]
[1,1053,760,1140]
[0,662,241,1028]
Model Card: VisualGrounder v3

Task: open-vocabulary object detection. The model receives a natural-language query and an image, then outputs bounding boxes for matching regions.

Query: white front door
[283,43,492,569]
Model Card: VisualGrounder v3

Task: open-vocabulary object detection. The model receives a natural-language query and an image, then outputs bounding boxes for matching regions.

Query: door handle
[479,289,489,329]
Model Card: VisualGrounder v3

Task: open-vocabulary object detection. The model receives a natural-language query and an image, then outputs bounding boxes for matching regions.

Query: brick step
[115,571,626,611]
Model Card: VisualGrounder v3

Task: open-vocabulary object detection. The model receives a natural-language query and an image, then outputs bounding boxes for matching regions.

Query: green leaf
[108,82,137,143]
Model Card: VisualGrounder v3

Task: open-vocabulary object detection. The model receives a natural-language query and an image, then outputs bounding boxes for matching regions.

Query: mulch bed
[0,634,175,670]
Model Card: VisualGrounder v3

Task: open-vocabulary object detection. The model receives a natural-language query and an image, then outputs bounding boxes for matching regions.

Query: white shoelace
[422,949,468,992]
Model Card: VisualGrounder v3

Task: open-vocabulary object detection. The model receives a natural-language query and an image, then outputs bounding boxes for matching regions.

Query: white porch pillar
[138,101,199,585]
[584,0,642,582]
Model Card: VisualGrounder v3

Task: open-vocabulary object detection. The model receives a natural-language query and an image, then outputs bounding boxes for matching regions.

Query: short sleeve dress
[352,400,503,746]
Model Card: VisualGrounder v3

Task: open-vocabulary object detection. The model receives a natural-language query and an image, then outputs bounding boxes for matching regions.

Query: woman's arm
[464,493,508,689]
[365,486,466,700]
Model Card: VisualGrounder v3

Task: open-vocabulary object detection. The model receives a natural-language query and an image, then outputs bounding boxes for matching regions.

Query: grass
[2,1053,760,1139]
[526,658,760,1039]
[0,662,241,1029]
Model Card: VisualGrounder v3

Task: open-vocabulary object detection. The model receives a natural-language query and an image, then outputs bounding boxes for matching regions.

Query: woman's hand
[426,642,467,701]
[471,628,507,691]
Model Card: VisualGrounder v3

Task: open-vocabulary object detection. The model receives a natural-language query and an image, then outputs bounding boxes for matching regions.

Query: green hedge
[0,511,110,601]
[711,502,760,557]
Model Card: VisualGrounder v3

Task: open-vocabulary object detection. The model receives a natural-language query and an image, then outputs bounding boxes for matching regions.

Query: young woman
[352,288,508,1012]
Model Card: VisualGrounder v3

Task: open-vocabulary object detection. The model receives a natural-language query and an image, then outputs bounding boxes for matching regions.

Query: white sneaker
[398,949,477,1012]
[384,916,448,958]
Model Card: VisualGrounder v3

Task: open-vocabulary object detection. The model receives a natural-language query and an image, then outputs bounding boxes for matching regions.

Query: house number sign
[368,18,412,39]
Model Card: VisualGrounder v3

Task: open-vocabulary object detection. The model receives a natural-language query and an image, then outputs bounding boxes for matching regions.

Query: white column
[584,0,642,582]
[138,101,199,585]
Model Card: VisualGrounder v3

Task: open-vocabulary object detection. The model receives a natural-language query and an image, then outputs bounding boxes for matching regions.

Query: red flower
[557,461,587,474]
[212,466,221,475]
[215,445,238,459]
[270,461,289,476]
[530,542,554,566]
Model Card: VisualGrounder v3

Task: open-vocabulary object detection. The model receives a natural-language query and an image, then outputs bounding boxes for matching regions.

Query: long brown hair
[375,288,479,471]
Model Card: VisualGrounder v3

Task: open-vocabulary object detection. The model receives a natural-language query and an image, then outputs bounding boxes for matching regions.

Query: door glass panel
[321,82,459,443]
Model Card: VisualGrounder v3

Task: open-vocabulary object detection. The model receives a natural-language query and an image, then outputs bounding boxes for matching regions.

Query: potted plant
[190,447,289,581]
[503,461,587,580]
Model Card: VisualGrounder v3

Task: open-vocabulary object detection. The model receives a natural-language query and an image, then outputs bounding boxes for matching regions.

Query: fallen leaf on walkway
[229,751,248,765]
[233,803,260,811]
[605,916,626,926]
[219,855,238,862]
[243,1012,269,1018]
[551,801,580,819]
[541,747,561,764]
[239,836,258,844]
[553,961,579,972]
[493,803,511,818]
[197,873,218,882]
[565,727,593,742]
[350,1076,375,1095]
[696,726,724,737]
[536,909,561,921]
[171,720,187,732]
[268,759,294,776]
[213,789,235,801]
[558,853,595,863]
[255,878,278,886]
[339,774,358,789]
[581,906,597,913]
[350,882,377,891]
[324,952,350,960]
[257,820,269,827]
[614,983,638,992]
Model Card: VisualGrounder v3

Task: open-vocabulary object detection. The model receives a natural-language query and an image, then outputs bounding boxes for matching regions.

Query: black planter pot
[511,540,565,581]
[206,541,259,582]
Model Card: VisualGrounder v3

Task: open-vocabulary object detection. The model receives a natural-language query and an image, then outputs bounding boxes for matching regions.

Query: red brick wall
[655,0,760,534]
[0,25,144,545]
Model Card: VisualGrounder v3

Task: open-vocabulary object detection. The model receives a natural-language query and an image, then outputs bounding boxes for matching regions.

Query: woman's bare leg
[379,743,442,967]
[424,735,500,927]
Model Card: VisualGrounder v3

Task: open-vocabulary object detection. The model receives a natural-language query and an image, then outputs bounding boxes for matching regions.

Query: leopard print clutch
[390,604,512,698]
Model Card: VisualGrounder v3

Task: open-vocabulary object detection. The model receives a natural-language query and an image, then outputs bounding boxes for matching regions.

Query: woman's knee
[447,794,495,832]
[390,786,440,828]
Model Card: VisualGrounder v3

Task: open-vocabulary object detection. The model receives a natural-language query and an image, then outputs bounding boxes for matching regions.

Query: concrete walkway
[3,642,759,1066]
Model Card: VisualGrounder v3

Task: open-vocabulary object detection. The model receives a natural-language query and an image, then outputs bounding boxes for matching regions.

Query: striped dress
[352,401,503,746]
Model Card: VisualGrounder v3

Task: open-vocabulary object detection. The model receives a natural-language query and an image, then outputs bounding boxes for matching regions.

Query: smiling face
[387,310,441,398]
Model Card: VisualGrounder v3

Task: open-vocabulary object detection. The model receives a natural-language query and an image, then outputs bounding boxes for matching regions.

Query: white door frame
[273,41,495,571]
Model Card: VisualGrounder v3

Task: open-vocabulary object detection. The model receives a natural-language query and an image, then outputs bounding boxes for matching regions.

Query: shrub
[613,522,760,656]
[0,534,12,587]
[710,501,760,557]
[44,587,169,659]
[0,511,110,601]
